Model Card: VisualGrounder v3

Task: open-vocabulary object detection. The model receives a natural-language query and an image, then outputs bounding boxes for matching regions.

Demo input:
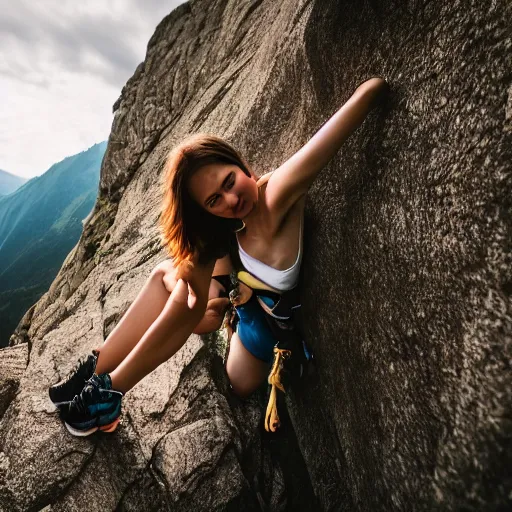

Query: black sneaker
[49,350,99,408]
[60,373,123,437]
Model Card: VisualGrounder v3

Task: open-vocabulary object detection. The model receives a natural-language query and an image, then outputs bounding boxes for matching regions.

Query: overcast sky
[0,0,186,179]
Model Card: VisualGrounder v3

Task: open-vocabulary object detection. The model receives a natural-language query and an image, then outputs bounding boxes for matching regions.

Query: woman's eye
[209,196,218,208]
[226,174,235,189]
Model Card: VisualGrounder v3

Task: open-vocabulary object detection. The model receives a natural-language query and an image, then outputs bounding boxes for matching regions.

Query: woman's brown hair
[159,133,255,266]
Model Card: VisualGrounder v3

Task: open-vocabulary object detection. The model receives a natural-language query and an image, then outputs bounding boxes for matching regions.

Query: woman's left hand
[192,296,230,334]
[362,77,390,109]
[229,282,253,306]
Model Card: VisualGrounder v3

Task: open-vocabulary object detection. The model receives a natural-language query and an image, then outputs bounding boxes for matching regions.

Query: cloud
[0,0,180,89]
[0,0,186,178]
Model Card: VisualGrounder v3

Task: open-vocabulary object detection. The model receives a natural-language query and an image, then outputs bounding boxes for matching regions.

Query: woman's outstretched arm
[109,257,215,393]
[265,77,389,217]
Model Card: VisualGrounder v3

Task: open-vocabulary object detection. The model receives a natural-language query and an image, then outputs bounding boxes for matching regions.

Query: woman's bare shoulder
[256,171,274,188]
[258,170,305,228]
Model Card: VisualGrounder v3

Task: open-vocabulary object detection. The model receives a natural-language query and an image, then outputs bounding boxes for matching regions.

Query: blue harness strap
[234,295,278,363]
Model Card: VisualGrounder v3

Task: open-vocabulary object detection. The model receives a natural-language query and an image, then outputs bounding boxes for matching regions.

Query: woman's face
[187,163,258,219]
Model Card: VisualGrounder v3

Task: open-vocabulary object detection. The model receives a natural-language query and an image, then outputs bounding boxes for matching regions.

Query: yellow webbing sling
[264,347,292,432]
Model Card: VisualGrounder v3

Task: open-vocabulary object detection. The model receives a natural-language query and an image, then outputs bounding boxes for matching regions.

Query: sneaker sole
[99,417,120,433]
[65,417,120,437]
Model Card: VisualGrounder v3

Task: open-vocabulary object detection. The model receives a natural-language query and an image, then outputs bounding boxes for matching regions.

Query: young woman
[50,77,389,436]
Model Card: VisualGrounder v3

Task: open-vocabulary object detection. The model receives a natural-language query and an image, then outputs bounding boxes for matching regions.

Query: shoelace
[69,380,98,416]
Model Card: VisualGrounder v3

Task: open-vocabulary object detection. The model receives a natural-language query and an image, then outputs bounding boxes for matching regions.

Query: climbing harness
[228,270,314,432]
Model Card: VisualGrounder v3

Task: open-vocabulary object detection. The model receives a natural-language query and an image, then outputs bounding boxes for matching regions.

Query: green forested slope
[0,141,106,347]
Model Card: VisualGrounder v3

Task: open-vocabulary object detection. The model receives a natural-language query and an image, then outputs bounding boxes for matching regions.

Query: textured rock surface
[1,0,511,510]
[0,345,28,419]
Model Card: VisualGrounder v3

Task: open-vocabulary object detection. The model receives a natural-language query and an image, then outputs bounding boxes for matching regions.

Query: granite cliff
[0,0,510,510]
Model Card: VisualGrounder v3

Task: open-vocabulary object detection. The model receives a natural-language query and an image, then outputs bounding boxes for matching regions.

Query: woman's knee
[151,259,174,277]
[226,346,270,398]
[151,260,177,293]
[227,376,256,400]
[227,382,251,400]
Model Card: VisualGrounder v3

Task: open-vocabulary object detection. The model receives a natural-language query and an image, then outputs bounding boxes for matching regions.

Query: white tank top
[237,215,303,291]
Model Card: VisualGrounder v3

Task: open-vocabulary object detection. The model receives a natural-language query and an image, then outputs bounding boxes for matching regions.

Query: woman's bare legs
[108,278,199,392]
[94,260,269,397]
[94,261,175,375]
[92,253,265,396]
[95,257,229,376]
[225,332,270,398]
[108,258,217,392]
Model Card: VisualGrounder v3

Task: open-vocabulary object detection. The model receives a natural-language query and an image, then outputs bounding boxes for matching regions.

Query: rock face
[1,0,510,510]
[0,345,28,419]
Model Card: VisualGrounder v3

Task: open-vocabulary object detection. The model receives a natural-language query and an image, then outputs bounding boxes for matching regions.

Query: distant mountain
[0,141,107,347]
[0,169,27,196]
